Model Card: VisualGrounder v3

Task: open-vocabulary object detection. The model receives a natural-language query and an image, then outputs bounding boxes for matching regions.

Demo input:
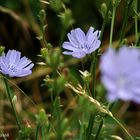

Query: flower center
[79,43,89,51]
[7,65,18,73]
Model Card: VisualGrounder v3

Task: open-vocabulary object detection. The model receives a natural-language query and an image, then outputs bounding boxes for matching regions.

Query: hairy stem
[3,78,21,130]
[109,7,116,47]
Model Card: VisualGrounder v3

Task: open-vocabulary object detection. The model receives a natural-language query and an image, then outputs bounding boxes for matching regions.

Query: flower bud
[50,48,61,70]
[47,43,53,49]
[49,0,63,12]
[79,70,91,83]
[101,3,107,18]
[59,9,74,29]
[39,9,46,22]
[0,46,5,56]
[36,108,48,125]
[41,48,48,58]
[112,0,121,7]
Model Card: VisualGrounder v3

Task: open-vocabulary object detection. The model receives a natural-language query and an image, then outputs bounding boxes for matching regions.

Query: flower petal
[62,42,79,51]
[74,28,85,44]
[88,40,101,54]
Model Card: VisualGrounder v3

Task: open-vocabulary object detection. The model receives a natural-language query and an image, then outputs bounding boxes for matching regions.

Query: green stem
[3,78,21,130]
[86,113,96,140]
[50,70,57,107]
[134,0,138,45]
[35,125,39,140]
[119,0,133,44]
[109,6,116,47]
[112,116,134,140]
[1,75,36,106]
[87,1,112,138]
[40,16,48,48]
[54,97,62,140]
[85,82,92,96]
[94,103,114,140]
[81,60,85,71]
[100,1,112,41]
[90,0,112,97]
[91,53,97,98]
[59,27,66,46]
[79,120,83,140]
[41,126,45,140]
[94,119,103,140]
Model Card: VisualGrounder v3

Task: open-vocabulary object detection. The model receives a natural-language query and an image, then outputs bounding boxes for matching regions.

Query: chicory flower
[0,50,34,77]
[62,27,101,58]
[100,46,140,103]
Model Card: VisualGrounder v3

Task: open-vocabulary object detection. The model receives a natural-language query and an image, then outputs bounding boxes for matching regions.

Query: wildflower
[62,27,101,58]
[100,46,140,103]
[0,50,34,77]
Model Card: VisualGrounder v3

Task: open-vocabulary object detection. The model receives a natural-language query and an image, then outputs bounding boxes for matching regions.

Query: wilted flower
[62,27,101,58]
[100,46,140,103]
[0,50,34,77]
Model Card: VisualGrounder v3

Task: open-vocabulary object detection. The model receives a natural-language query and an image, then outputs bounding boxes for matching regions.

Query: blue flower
[62,27,101,58]
[100,46,140,103]
[0,50,34,77]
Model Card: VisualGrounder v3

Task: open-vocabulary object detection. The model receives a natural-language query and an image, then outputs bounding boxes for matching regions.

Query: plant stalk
[134,0,138,45]
[109,6,116,47]
[3,78,21,130]
[87,1,112,139]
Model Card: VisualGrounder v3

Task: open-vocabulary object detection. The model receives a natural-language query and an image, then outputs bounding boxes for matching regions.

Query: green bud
[41,48,48,58]
[50,48,61,70]
[47,43,53,49]
[108,11,112,19]
[59,9,74,29]
[79,70,91,83]
[16,125,32,139]
[44,75,54,85]
[39,9,46,22]
[100,3,107,18]
[122,38,128,44]
[49,0,63,12]
[112,0,121,7]
[0,46,5,56]
[36,108,48,126]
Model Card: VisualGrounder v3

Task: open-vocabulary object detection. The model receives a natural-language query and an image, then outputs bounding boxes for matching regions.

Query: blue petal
[88,40,101,54]
[71,51,86,58]
[74,28,85,44]
[100,48,118,77]
[14,70,32,77]
[67,32,79,46]
[62,42,79,51]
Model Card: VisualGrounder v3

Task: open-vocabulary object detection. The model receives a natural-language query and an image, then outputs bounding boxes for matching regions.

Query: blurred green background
[0,0,140,139]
